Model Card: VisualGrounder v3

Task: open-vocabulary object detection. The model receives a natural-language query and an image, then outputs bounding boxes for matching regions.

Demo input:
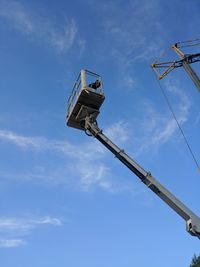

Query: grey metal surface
[66,88,105,130]
[84,117,200,239]
[182,61,200,92]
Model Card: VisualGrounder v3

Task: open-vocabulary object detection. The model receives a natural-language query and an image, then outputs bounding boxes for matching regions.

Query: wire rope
[176,38,200,44]
[178,43,200,48]
[153,73,200,172]
[176,38,200,48]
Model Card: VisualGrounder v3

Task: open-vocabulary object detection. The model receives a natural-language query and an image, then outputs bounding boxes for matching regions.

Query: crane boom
[66,68,200,239]
[84,116,200,239]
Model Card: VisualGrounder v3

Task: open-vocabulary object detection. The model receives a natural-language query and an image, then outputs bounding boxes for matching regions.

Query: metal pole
[81,69,86,88]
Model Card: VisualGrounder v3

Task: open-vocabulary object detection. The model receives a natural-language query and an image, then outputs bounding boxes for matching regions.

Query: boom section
[84,117,200,239]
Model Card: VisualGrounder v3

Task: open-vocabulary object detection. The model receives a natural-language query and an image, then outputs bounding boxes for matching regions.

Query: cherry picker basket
[66,69,105,130]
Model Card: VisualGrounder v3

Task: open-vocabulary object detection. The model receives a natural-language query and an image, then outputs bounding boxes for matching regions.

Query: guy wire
[153,74,200,172]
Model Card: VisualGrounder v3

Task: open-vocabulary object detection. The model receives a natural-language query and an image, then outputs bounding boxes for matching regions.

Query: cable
[153,73,200,172]
[176,38,200,48]
[176,38,200,45]
[178,43,200,48]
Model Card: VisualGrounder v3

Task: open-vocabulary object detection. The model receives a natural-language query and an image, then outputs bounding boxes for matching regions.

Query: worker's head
[95,79,101,88]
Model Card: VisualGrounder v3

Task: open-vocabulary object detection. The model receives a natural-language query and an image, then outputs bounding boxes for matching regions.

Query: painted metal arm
[84,117,200,239]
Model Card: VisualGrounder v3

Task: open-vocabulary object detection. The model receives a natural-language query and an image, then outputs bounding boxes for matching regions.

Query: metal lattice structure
[151,40,200,92]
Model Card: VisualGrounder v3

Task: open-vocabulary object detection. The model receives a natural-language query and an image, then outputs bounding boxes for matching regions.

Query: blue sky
[0,0,200,266]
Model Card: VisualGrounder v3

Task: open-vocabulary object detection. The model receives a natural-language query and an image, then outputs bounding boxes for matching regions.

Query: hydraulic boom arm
[84,116,200,239]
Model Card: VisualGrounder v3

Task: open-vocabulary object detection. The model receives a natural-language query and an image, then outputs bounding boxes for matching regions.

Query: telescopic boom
[83,116,200,239]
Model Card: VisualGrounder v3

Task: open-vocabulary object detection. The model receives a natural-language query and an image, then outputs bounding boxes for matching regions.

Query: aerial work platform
[66,69,200,239]
[66,69,105,130]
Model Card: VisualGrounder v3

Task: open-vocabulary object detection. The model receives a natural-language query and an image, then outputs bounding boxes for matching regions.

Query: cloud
[0,128,104,159]
[100,0,164,67]
[77,162,110,191]
[0,129,46,149]
[0,127,108,191]
[124,75,136,90]
[0,121,139,193]
[104,121,130,145]
[48,18,78,53]
[0,0,34,34]
[0,216,62,248]
[129,81,191,155]
[89,0,165,93]
[78,39,86,56]
[0,216,62,231]
[0,0,79,53]
[0,239,26,248]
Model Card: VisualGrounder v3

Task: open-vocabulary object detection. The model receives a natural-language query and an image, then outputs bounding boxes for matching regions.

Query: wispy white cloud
[78,39,86,56]
[0,0,34,34]
[129,81,191,155]
[0,121,139,193]
[105,121,130,145]
[124,75,136,90]
[0,127,108,190]
[0,128,104,159]
[0,0,79,53]
[0,216,62,232]
[100,0,164,67]
[90,0,165,93]
[77,162,110,191]
[0,216,62,248]
[0,238,26,248]
[151,80,190,143]
[0,129,46,149]
[48,18,78,53]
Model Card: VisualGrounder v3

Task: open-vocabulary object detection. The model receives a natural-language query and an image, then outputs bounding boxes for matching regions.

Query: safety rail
[67,72,81,117]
